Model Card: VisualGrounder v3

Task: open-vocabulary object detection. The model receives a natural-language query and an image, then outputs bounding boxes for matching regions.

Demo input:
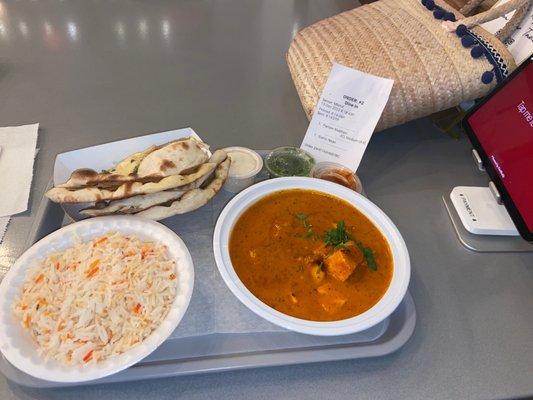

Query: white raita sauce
[228,150,258,177]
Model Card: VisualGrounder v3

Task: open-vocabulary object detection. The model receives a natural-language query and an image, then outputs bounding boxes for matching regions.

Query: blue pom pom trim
[444,12,456,22]
[461,36,476,47]
[456,24,468,37]
[482,71,494,84]
[471,46,484,59]
[418,2,510,85]
[433,9,445,19]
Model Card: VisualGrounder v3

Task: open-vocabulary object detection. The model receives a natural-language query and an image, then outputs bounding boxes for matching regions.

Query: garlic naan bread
[80,149,227,216]
[110,145,157,176]
[46,162,216,203]
[47,135,231,222]
[136,156,231,220]
[136,137,209,176]
[56,169,157,189]
[79,188,190,216]
[56,137,209,189]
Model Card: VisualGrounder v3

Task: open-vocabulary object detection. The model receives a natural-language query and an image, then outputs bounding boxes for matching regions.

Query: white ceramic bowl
[0,216,194,383]
[213,177,410,336]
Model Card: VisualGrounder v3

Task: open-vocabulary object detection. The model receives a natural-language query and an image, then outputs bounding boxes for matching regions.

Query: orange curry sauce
[229,189,393,321]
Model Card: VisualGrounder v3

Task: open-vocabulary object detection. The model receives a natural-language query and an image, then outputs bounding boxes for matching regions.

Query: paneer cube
[317,282,333,294]
[320,295,347,314]
[324,249,359,282]
[316,283,347,314]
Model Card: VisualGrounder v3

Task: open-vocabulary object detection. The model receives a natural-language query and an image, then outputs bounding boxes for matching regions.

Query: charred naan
[79,188,189,216]
[56,169,158,189]
[80,150,227,216]
[110,145,157,176]
[136,157,230,220]
[45,162,216,203]
[56,138,209,189]
[136,138,209,177]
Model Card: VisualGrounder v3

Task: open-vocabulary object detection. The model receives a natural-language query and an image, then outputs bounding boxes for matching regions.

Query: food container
[223,147,263,193]
[265,147,315,178]
[213,177,410,336]
[0,216,194,383]
[311,162,363,194]
[51,127,210,221]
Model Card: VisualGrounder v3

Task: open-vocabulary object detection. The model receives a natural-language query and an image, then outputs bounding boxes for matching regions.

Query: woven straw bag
[287,0,531,131]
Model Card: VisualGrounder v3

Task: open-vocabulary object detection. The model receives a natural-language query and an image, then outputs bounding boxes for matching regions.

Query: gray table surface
[0,0,531,399]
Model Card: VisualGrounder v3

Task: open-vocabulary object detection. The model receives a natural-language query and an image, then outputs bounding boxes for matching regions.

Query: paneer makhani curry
[229,189,393,321]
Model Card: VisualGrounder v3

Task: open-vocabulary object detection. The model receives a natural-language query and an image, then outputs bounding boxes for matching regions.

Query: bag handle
[459,0,487,16]
[460,0,531,40]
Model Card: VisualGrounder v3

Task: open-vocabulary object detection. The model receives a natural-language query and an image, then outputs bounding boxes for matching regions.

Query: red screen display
[468,62,533,231]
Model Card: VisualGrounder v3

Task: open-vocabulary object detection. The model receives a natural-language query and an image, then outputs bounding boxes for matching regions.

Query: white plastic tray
[0,153,416,388]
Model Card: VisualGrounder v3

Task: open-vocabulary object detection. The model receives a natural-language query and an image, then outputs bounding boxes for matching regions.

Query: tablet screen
[467,62,533,231]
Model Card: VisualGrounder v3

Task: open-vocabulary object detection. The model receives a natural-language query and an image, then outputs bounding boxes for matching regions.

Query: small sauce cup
[223,147,264,193]
[311,162,363,194]
[265,147,315,178]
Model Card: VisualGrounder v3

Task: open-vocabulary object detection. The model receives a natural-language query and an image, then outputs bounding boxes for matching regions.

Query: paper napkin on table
[0,123,39,217]
[0,123,39,242]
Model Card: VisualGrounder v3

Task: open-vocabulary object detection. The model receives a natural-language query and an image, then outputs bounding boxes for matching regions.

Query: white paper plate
[0,216,194,383]
[213,177,410,336]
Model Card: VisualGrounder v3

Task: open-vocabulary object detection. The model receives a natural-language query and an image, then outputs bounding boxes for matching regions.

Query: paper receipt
[301,63,393,172]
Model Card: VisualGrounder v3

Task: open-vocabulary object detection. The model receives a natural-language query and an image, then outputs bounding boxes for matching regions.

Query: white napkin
[0,123,39,217]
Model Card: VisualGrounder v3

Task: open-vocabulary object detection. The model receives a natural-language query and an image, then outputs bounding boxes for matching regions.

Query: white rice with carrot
[12,232,177,365]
